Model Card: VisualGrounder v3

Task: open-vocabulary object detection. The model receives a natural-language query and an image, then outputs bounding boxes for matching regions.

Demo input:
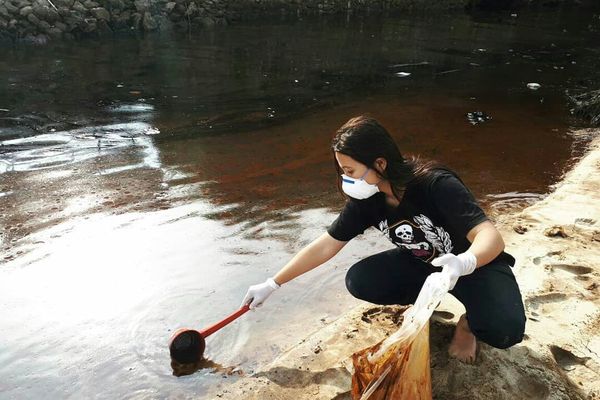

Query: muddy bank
[208,130,600,400]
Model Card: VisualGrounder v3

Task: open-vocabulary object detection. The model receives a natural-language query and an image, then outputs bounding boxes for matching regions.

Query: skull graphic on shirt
[395,224,414,243]
[378,214,453,262]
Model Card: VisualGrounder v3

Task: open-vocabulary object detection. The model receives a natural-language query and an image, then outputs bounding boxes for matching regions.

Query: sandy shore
[209,130,600,400]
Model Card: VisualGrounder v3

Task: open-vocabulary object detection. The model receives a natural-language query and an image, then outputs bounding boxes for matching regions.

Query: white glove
[240,278,280,310]
[430,251,477,290]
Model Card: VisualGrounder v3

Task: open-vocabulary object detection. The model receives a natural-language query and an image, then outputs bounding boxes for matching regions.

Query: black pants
[345,247,526,349]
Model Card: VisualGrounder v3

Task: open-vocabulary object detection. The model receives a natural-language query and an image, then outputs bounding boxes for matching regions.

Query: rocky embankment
[0,0,471,43]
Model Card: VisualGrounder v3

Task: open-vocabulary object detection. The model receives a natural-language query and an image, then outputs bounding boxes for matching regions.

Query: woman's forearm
[273,232,345,285]
[467,226,505,268]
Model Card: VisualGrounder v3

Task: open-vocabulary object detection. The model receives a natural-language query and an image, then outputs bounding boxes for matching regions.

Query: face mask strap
[359,167,370,180]
[340,167,372,183]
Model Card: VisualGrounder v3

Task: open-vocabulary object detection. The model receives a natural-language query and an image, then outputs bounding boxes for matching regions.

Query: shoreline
[211,130,600,400]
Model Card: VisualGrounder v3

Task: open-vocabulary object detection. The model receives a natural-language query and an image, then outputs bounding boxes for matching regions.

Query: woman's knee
[470,312,526,349]
[345,261,373,301]
[344,257,419,305]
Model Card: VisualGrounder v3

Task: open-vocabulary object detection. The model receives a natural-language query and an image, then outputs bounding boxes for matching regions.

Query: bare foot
[448,313,477,364]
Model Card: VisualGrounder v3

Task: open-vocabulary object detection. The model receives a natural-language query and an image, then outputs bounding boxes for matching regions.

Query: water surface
[1,6,599,399]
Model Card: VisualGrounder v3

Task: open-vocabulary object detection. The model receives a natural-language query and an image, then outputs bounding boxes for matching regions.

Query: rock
[5,2,19,15]
[513,224,528,234]
[83,0,99,9]
[544,225,568,238]
[134,0,148,12]
[27,12,41,25]
[131,11,142,29]
[54,0,75,6]
[108,0,125,9]
[81,17,97,32]
[38,19,52,32]
[115,9,130,24]
[54,21,67,31]
[142,11,157,30]
[0,5,10,18]
[48,8,60,21]
[57,6,70,16]
[48,26,63,37]
[19,6,33,16]
[185,1,197,16]
[32,3,50,19]
[73,1,86,12]
[90,7,109,20]
[63,11,82,28]
[96,18,112,33]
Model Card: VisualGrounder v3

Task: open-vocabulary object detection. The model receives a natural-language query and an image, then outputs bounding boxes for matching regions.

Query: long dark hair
[331,114,454,201]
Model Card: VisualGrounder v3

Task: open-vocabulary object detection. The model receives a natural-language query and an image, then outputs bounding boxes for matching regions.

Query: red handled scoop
[169,304,251,364]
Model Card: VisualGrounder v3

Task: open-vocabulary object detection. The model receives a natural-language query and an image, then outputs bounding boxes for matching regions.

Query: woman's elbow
[321,232,347,258]
[496,229,506,253]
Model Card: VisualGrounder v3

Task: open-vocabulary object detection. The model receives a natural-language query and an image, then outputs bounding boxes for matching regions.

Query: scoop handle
[199,304,251,338]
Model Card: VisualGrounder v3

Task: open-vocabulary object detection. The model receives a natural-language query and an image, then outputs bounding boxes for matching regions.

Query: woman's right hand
[238,232,345,310]
[240,278,281,310]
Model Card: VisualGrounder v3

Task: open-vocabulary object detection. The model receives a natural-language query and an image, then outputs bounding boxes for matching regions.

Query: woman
[241,115,526,363]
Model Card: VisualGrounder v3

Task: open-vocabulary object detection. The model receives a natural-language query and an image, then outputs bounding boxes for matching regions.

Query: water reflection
[0,122,159,173]
[0,203,371,399]
[155,94,576,232]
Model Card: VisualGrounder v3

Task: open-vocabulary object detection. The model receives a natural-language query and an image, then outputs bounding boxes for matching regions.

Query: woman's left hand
[431,251,477,290]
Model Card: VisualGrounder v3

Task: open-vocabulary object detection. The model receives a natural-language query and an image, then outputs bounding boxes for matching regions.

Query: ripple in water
[486,191,547,215]
[127,290,246,380]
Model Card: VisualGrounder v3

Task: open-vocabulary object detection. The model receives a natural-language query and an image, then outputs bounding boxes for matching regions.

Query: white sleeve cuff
[457,251,477,275]
[267,277,281,289]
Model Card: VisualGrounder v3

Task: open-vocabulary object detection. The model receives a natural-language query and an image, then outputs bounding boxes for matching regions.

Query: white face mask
[341,167,380,199]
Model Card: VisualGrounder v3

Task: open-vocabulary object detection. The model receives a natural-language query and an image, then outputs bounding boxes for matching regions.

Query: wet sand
[210,130,600,400]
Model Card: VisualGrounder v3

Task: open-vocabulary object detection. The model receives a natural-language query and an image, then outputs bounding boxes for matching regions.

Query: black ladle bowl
[169,304,251,364]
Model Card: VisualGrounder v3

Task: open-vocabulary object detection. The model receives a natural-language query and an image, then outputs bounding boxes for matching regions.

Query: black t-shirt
[327,169,515,266]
